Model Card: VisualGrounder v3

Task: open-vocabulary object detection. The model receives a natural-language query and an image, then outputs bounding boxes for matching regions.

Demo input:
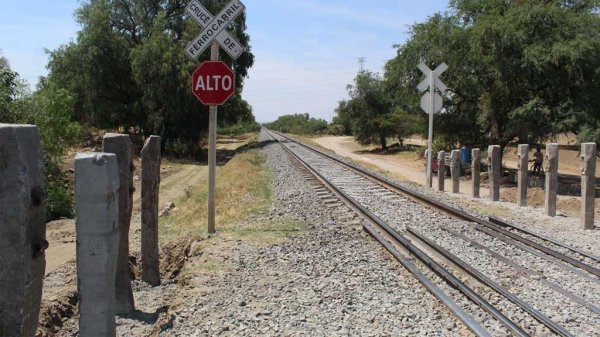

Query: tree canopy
[45,0,256,154]
[335,0,600,151]
[264,113,329,135]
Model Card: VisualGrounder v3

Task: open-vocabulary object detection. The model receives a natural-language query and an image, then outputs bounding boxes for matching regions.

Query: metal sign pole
[208,41,219,234]
[418,62,447,189]
[426,70,434,188]
[184,0,246,234]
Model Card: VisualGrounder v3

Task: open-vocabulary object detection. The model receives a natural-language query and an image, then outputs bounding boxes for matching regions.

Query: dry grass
[159,149,272,239]
[159,147,311,281]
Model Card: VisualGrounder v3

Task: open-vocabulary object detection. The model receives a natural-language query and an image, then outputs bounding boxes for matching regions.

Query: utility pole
[358,57,366,73]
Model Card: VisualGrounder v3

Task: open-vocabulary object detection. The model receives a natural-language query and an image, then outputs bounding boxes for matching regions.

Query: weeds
[159,149,272,239]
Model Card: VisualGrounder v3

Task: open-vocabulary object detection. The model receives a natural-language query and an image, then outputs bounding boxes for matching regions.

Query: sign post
[208,42,218,235]
[418,62,447,188]
[185,0,246,234]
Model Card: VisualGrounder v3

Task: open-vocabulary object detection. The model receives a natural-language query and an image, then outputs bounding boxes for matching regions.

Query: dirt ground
[310,135,600,220]
[45,134,255,273]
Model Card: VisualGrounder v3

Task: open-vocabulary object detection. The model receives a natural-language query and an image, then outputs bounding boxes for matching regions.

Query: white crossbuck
[185,0,246,60]
[418,62,447,114]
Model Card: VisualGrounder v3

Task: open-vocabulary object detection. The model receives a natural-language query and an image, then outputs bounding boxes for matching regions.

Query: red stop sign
[191,61,236,105]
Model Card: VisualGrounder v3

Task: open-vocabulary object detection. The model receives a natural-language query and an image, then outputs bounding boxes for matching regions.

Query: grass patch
[159,149,272,239]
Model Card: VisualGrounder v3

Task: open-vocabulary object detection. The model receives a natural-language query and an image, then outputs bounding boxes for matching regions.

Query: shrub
[46,176,74,221]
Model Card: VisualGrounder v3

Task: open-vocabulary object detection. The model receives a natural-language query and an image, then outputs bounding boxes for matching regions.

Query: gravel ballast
[157,130,472,336]
[277,131,600,336]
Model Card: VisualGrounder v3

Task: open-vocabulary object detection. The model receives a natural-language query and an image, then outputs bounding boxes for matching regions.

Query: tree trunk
[490,115,500,145]
[380,133,387,151]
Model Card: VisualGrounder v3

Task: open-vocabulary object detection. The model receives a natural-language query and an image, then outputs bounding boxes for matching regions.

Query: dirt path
[312,136,491,198]
[44,159,206,275]
[44,134,252,275]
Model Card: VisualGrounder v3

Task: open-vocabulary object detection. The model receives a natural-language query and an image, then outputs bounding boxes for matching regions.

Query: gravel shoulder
[152,130,472,336]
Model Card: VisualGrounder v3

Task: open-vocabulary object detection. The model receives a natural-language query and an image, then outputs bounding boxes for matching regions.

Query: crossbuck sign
[418,62,447,114]
[417,62,448,188]
[185,0,246,60]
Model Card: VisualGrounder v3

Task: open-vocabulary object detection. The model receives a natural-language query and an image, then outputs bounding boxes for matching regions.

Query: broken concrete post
[103,133,135,314]
[544,143,559,217]
[141,136,161,286]
[488,145,501,201]
[0,124,46,337]
[437,151,445,192]
[472,148,480,198]
[451,150,460,193]
[75,153,119,337]
[580,143,597,229]
[517,144,529,207]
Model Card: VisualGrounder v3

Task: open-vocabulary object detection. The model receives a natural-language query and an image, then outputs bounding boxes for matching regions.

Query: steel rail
[266,130,526,337]
[269,130,600,279]
[488,216,600,263]
[443,226,600,315]
[363,224,492,337]
[473,222,600,285]
[407,227,574,337]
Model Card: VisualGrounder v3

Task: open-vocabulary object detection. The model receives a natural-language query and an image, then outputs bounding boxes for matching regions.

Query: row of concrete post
[428,143,597,229]
[78,133,162,336]
[0,124,162,337]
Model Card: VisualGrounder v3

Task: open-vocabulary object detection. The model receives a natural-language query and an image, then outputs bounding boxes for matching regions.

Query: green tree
[0,62,81,220]
[0,56,26,123]
[384,0,600,151]
[338,71,393,150]
[390,108,424,149]
[331,100,353,135]
[45,0,256,154]
[265,113,329,135]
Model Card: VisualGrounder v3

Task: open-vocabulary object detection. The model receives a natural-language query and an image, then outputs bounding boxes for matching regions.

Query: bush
[328,124,346,135]
[1,67,81,220]
[46,176,74,221]
[218,121,261,135]
[264,113,329,135]
[165,137,196,158]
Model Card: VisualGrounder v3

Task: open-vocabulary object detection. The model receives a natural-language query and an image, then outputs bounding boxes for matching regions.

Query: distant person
[531,146,543,176]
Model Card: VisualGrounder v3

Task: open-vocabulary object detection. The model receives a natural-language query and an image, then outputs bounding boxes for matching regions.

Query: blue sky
[0,0,449,122]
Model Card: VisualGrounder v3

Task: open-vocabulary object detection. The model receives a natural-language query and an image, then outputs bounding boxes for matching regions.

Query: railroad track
[264,128,600,336]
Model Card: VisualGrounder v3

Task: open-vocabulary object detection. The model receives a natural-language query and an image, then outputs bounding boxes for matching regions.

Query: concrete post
[0,124,46,337]
[141,136,161,286]
[517,144,529,207]
[75,153,120,337]
[425,149,433,187]
[544,143,559,217]
[472,148,480,198]
[103,133,135,314]
[581,143,596,229]
[437,151,445,192]
[488,145,501,201]
[450,150,460,193]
